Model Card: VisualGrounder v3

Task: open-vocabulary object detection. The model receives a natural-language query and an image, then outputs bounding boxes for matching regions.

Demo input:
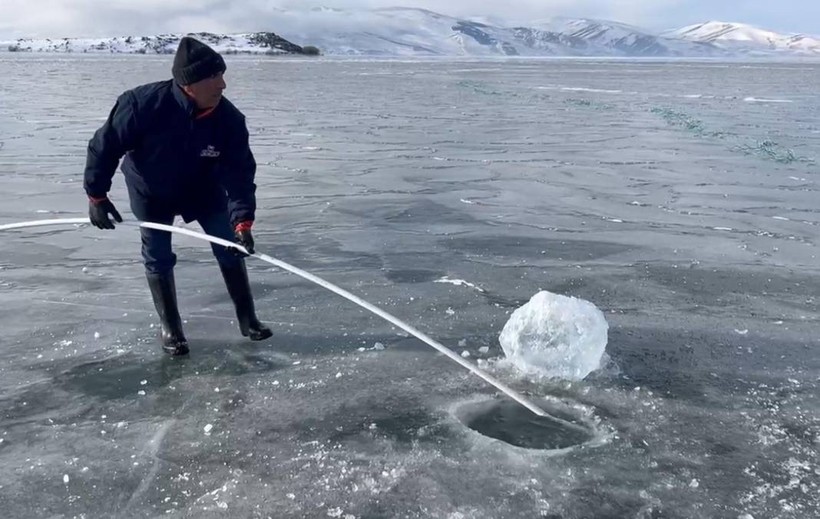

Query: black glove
[232,221,255,256]
[88,197,123,230]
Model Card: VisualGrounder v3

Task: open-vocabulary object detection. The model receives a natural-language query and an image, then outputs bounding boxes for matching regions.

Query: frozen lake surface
[0,55,818,518]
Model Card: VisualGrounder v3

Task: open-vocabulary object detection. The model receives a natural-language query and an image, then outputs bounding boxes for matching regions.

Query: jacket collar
[171,80,220,120]
[172,81,198,116]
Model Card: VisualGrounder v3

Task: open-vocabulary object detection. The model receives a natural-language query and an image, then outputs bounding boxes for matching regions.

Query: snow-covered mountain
[2,8,818,57]
[514,17,717,57]
[665,21,820,55]
[263,7,718,57]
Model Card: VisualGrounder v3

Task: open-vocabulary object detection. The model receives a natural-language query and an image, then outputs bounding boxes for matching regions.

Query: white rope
[1,217,591,429]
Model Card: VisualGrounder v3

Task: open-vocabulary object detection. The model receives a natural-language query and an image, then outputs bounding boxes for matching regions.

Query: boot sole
[241,328,273,341]
[162,342,189,356]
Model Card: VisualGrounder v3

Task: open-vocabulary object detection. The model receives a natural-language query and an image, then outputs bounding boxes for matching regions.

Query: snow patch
[434,276,485,293]
[744,97,793,103]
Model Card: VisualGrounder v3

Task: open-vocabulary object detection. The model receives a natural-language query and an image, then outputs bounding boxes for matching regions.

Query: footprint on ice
[499,291,608,380]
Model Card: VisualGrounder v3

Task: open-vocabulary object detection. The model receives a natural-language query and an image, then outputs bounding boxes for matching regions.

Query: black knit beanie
[172,37,226,86]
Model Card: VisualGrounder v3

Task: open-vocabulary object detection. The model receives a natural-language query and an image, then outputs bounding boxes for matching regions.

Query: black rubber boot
[146,271,189,356]
[219,261,272,341]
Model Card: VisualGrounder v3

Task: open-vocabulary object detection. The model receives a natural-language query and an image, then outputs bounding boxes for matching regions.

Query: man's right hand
[88,197,123,229]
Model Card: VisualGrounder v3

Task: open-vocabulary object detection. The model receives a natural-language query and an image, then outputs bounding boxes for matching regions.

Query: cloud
[0,0,233,38]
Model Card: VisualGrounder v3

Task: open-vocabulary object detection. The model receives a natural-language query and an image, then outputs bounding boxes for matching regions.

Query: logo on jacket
[200,145,220,158]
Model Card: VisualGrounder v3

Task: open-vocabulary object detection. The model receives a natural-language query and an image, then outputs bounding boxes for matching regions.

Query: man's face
[183,72,226,110]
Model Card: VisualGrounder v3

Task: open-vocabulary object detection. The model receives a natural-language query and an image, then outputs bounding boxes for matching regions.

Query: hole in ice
[455,398,595,450]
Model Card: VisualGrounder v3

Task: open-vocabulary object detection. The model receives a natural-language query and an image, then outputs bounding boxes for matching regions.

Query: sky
[0,0,816,40]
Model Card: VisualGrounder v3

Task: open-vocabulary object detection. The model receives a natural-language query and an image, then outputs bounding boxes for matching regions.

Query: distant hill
[2,31,312,55]
[664,21,820,54]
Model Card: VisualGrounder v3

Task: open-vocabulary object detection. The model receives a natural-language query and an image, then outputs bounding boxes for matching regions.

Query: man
[84,36,272,356]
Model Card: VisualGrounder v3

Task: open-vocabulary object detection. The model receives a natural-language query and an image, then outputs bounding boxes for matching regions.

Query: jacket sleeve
[221,116,257,225]
[83,92,139,198]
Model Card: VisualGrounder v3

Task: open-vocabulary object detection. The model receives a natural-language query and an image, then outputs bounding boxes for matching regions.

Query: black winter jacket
[84,80,256,224]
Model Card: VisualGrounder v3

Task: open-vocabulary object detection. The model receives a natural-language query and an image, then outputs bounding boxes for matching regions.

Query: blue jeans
[140,210,242,274]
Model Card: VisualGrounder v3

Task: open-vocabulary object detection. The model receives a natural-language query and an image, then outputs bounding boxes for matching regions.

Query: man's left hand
[233,221,255,255]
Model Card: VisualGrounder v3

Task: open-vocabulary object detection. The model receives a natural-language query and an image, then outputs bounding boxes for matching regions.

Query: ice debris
[499,291,608,380]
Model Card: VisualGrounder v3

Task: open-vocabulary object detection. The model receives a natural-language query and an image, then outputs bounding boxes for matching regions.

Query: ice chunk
[499,291,608,380]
